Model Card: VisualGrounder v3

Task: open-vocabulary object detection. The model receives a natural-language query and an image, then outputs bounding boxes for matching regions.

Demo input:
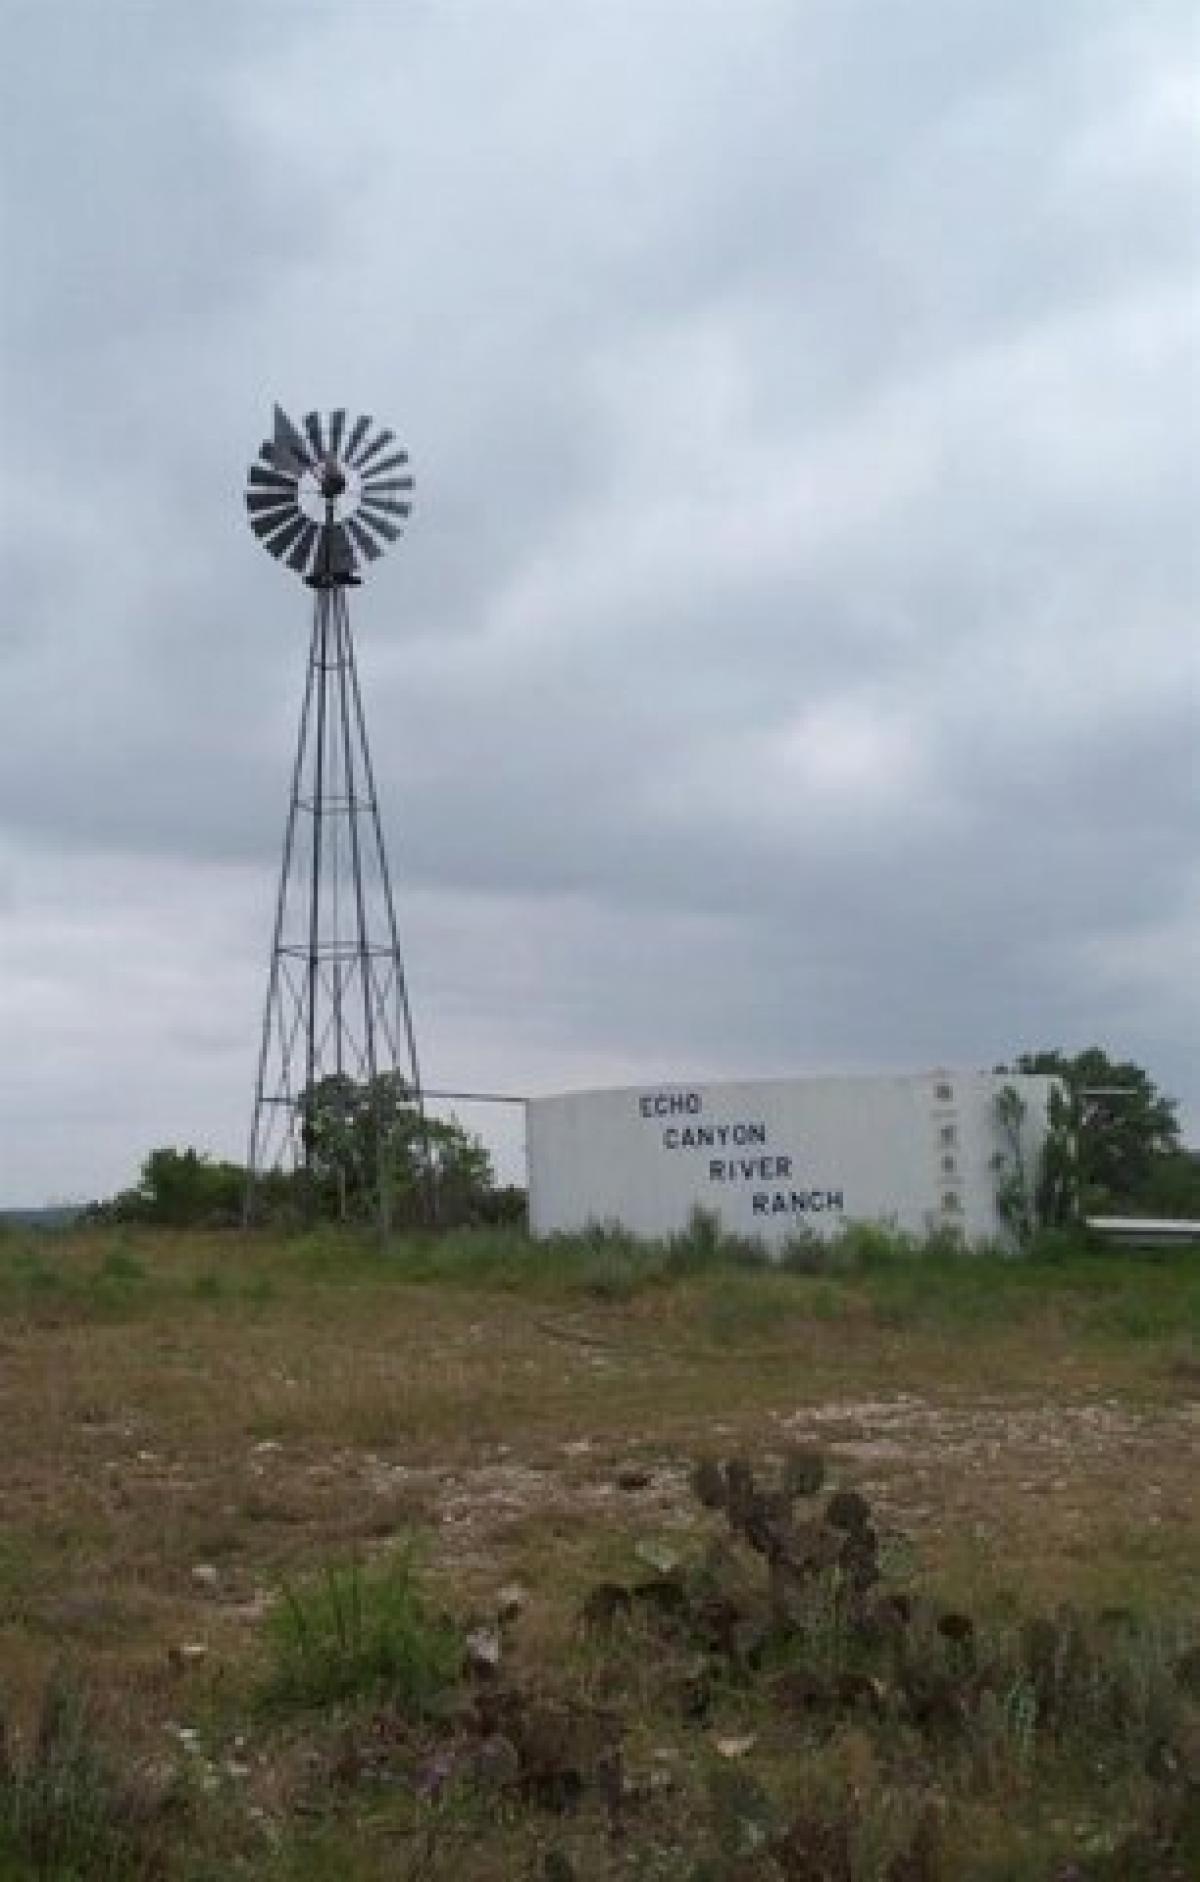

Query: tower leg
[244,581,427,1233]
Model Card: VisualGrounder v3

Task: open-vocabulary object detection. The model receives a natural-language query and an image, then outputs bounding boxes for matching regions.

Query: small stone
[496,1583,527,1623]
[633,1540,680,1575]
[465,1625,502,1676]
[168,1642,209,1672]
[714,1732,757,1759]
[191,1564,219,1590]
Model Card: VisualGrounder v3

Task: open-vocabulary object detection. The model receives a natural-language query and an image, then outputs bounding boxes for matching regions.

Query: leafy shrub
[261,1550,463,1715]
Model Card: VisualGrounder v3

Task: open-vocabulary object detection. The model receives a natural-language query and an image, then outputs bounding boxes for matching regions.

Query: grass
[0,1668,174,1879]
[262,1552,462,1715]
[0,1221,1194,1876]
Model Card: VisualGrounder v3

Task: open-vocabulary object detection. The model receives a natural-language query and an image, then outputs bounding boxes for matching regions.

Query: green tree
[89,1146,245,1226]
[300,1072,496,1227]
[1137,1148,1200,1219]
[1007,1047,1181,1216]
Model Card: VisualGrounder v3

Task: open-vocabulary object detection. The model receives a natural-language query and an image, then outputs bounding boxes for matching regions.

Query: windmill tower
[243,404,427,1228]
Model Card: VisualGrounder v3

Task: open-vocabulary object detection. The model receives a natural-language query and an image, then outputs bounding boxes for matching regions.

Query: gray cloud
[1,1,1196,1201]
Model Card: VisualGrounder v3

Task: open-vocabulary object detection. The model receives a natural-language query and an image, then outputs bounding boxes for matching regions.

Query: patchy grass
[0,1223,1194,1877]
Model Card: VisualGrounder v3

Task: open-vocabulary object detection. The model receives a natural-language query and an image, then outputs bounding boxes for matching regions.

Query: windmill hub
[245,402,414,585]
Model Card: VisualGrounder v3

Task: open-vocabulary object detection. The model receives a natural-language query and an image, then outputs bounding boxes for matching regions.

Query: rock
[633,1539,680,1575]
[714,1732,757,1759]
[496,1582,528,1624]
[168,1642,208,1673]
[190,1564,219,1591]
[465,1625,502,1677]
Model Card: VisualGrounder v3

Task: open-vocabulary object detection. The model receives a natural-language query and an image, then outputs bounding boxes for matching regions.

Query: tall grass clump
[261,1550,463,1715]
[665,1206,766,1275]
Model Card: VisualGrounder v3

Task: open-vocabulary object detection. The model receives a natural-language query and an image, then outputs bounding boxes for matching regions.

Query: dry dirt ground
[0,1231,1195,1875]
[1,1247,1195,1695]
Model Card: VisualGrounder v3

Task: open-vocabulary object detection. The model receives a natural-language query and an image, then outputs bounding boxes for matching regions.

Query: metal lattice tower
[243,404,427,1226]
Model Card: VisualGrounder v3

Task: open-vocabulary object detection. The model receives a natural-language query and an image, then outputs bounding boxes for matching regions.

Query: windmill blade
[355,428,395,471]
[363,449,409,478]
[360,476,414,497]
[359,495,411,518]
[327,409,347,458]
[249,505,299,542]
[261,510,310,561]
[347,517,385,561]
[261,510,302,555]
[246,489,300,518]
[344,414,372,463]
[303,411,327,462]
[357,507,401,542]
[248,463,300,494]
[270,404,312,473]
[286,520,319,573]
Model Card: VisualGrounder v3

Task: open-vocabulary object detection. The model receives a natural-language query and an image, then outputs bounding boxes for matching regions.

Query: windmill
[243,403,428,1228]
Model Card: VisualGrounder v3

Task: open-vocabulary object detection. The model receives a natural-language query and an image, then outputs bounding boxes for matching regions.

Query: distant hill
[0,1205,85,1229]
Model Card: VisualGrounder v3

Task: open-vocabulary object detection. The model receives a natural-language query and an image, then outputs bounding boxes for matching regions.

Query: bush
[261,1551,463,1715]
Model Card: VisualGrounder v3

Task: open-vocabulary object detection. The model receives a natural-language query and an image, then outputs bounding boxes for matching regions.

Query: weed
[967,1676,1040,1788]
[261,1549,463,1715]
[0,1667,171,1878]
[665,1209,765,1275]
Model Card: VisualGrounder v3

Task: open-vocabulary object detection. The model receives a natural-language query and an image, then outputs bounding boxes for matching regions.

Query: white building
[527,1070,1058,1249]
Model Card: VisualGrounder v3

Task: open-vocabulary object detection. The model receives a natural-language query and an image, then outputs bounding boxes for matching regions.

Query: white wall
[527,1071,1057,1248]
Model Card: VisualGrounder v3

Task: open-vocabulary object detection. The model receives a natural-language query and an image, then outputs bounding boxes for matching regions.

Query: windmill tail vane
[243,405,429,1229]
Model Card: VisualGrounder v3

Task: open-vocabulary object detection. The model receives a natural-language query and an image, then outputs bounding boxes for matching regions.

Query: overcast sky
[1,1,1197,1203]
